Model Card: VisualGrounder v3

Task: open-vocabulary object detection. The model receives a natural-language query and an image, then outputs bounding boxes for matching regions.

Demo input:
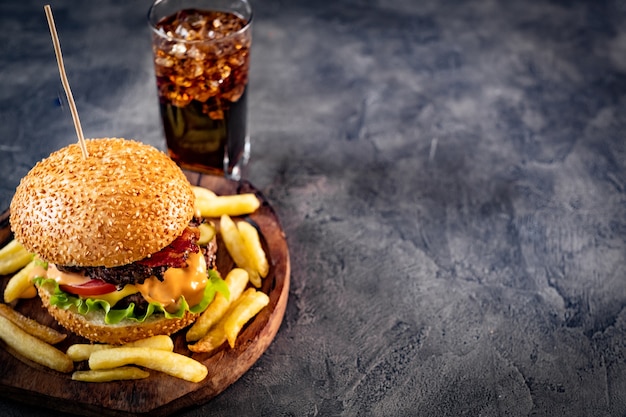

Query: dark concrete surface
[1,0,625,416]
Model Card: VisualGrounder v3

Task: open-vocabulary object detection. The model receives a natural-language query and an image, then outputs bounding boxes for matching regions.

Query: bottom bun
[37,284,199,345]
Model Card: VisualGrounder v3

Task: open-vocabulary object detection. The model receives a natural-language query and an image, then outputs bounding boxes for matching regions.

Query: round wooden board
[0,173,290,417]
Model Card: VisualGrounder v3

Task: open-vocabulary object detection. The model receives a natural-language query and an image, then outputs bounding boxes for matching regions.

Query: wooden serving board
[0,173,290,417]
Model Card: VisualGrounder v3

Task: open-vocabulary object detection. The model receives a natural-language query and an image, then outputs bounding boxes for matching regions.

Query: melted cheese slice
[136,252,208,312]
[97,284,140,306]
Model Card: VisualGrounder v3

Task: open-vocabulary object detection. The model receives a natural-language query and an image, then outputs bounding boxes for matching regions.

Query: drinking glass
[148,0,253,179]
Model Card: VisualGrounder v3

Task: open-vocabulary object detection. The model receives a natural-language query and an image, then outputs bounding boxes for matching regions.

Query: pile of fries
[188,186,270,353]
[0,186,271,383]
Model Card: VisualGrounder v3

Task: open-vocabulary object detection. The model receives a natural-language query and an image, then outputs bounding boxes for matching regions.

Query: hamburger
[9,138,226,344]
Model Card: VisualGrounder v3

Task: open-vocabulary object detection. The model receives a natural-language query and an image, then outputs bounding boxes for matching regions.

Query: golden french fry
[197,222,216,246]
[3,259,40,303]
[89,347,208,383]
[238,221,270,278]
[188,282,251,352]
[0,304,66,345]
[0,240,34,275]
[220,215,261,287]
[192,185,217,201]
[188,288,269,353]
[188,323,227,353]
[72,366,150,382]
[186,268,249,342]
[0,315,73,373]
[67,335,175,361]
[66,344,111,362]
[247,270,262,288]
[128,335,174,350]
[193,186,217,218]
[224,288,269,348]
[197,193,260,218]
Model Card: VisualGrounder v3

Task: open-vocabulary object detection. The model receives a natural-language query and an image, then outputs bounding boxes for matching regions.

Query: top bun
[10,138,195,267]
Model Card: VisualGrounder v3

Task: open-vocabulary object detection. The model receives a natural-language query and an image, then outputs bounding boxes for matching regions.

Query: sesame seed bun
[36,283,198,344]
[10,138,195,268]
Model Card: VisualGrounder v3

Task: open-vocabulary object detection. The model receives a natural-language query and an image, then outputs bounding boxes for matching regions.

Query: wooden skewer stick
[44,4,89,160]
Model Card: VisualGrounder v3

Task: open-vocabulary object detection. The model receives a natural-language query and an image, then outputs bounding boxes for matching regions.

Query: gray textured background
[1,0,626,416]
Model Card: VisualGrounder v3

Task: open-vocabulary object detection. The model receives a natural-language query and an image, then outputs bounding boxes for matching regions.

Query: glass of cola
[148,0,252,179]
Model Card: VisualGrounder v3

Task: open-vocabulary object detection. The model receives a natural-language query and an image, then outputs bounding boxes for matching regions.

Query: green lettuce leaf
[33,269,229,325]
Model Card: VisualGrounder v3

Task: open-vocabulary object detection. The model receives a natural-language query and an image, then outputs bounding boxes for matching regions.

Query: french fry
[0,304,66,345]
[186,268,249,342]
[188,285,248,353]
[66,344,111,362]
[196,193,260,218]
[238,221,270,278]
[3,259,40,303]
[193,186,216,218]
[0,240,33,275]
[0,314,73,373]
[188,323,227,354]
[89,347,208,383]
[248,270,262,289]
[122,334,175,350]
[192,185,217,202]
[224,288,269,348]
[67,335,174,362]
[220,215,261,287]
[72,366,150,382]
[189,288,269,353]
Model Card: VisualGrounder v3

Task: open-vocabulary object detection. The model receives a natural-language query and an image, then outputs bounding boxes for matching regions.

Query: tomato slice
[60,279,117,296]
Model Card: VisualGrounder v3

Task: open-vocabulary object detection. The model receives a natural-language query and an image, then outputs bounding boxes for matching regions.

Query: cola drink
[149,4,252,178]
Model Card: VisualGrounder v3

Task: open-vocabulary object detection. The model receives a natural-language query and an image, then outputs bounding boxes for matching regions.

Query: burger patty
[58,262,171,288]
